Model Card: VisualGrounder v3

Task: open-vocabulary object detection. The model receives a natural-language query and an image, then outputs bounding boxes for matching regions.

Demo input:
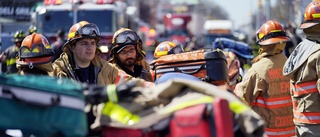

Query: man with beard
[109,28,153,82]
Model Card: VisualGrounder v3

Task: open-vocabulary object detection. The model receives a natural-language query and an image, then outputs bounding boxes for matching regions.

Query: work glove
[85,81,139,105]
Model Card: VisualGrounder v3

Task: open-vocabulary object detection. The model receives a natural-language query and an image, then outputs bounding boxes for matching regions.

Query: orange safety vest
[291,81,320,124]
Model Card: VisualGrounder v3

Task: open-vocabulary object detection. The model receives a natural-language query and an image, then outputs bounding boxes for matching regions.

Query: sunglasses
[75,23,101,37]
[114,31,140,44]
[19,44,54,58]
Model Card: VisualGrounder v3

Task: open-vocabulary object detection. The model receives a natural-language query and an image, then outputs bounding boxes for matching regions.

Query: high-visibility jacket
[235,53,295,137]
[3,45,19,74]
[283,39,320,125]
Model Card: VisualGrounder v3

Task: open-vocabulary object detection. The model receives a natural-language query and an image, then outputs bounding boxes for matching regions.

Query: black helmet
[29,25,37,34]
[13,30,26,42]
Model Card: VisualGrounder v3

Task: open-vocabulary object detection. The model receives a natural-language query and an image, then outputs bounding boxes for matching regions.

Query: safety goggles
[114,31,140,44]
[19,44,54,58]
[75,23,101,37]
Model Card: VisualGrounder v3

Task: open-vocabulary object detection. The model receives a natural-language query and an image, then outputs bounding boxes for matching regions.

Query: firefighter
[283,1,320,136]
[16,33,55,75]
[109,28,153,82]
[0,30,25,74]
[222,51,242,92]
[51,29,66,62]
[150,41,184,81]
[234,20,295,136]
[153,41,184,59]
[51,21,153,136]
[28,24,37,35]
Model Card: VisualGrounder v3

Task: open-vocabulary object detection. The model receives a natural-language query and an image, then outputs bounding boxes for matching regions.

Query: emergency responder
[150,41,184,81]
[0,30,25,74]
[28,24,37,35]
[51,21,153,136]
[222,51,242,92]
[153,41,184,59]
[16,33,54,75]
[109,28,153,82]
[283,2,320,136]
[284,21,302,57]
[51,29,66,62]
[234,20,295,136]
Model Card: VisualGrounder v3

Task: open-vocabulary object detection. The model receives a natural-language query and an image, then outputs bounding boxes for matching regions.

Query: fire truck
[32,0,127,46]
[162,13,192,47]
[203,20,237,48]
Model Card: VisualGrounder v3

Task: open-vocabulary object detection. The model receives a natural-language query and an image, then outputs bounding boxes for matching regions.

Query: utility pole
[265,0,271,21]
[256,0,262,30]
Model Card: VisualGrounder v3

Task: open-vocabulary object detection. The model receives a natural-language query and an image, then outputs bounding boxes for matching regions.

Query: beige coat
[283,39,320,125]
[51,52,142,85]
[235,53,295,136]
[111,59,153,82]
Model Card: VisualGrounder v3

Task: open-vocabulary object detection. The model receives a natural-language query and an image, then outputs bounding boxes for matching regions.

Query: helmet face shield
[19,44,53,58]
[114,31,140,45]
[75,23,100,38]
[167,44,184,55]
[256,30,287,44]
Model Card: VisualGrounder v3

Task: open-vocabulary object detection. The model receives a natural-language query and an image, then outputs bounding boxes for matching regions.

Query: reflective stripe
[229,100,250,114]
[292,100,298,109]
[0,86,84,111]
[156,65,204,74]
[161,96,249,115]
[101,101,140,125]
[312,13,320,19]
[6,58,16,66]
[156,51,168,57]
[107,84,118,103]
[114,71,127,84]
[252,96,292,108]
[265,126,296,137]
[293,110,320,124]
[291,81,318,96]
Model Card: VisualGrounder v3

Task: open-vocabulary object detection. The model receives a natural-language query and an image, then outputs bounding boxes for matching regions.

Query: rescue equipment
[153,49,228,84]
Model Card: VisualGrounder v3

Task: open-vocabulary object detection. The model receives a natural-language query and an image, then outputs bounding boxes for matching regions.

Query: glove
[85,85,108,105]
[116,81,139,98]
[85,81,140,105]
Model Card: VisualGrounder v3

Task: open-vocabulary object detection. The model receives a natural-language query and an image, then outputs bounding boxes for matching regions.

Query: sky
[213,0,275,30]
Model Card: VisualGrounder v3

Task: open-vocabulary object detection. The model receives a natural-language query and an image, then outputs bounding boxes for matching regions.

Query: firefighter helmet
[300,1,320,29]
[29,24,37,34]
[16,33,54,66]
[110,28,145,62]
[63,21,101,51]
[13,30,25,42]
[256,20,290,45]
[154,41,184,58]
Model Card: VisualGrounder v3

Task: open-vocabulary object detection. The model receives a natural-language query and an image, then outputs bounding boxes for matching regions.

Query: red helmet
[154,41,184,58]
[63,21,101,51]
[16,33,54,66]
[300,1,320,29]
[256,20,290,45]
